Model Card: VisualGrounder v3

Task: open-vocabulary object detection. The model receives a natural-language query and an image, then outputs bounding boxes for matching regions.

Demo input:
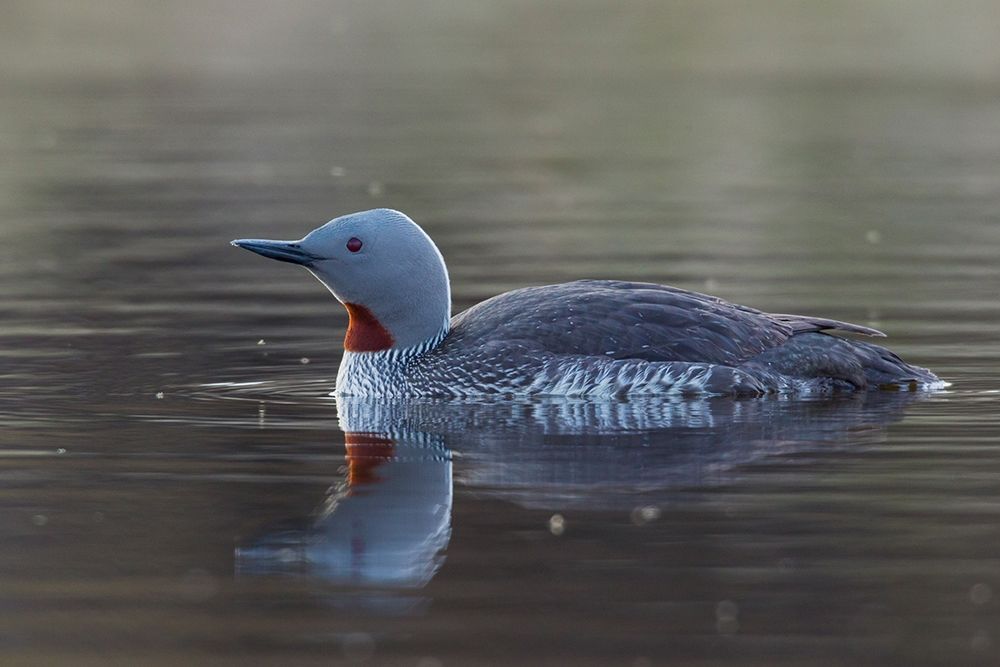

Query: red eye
[346,237,363,252]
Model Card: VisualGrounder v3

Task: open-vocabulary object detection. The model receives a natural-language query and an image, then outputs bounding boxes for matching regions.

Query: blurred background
[3,0,999,380]
[1,1,999,665]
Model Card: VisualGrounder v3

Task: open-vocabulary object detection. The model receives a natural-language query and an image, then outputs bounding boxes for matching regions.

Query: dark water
[2,2,1000,665]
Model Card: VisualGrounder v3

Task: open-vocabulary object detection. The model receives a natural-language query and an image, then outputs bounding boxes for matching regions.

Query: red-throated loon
[232,209,940,397]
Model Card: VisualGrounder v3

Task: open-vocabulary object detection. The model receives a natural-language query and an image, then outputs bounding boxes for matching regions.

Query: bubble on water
[970,582,992,606]
[257,339,266,345]
[341,632,376,663]
[630,505,661,526]
[155,392,165,399]
[56,448,66,455]
[716,599,739,634]
[971,629,992,652]
[31,514,48,527]
[300,357,311,365]
[367,181,384,197]
[716,599,738,620]
[865,229,882,244]
[549,513,566,536]
[330,166,346,177]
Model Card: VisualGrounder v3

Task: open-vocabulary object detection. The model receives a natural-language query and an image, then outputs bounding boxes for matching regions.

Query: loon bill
[232,209,940,398]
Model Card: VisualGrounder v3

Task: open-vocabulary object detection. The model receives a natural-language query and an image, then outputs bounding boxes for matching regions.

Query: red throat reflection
[344,432,396,486]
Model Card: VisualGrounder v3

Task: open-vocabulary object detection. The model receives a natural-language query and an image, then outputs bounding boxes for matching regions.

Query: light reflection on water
[2,1,1000,665]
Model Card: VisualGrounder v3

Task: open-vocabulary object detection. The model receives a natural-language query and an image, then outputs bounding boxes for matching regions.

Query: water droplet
[971,629,992,652]
[155,392,165,399]
[549,513,566,536]
[56,448,66,455]
[300,357,311,365]
[715,599,739,634]
[716,599,739,621]
[630,505,661,525]
[257,339,266,345]
[970,582,992,606]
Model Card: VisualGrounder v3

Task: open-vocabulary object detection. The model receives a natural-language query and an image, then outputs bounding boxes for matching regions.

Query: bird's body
[233,209,939,397]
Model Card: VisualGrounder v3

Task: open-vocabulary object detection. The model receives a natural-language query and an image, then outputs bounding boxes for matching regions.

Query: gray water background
[1,1,999,665]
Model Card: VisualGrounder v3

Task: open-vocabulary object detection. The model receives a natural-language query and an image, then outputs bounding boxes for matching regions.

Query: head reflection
[236,424,452,596]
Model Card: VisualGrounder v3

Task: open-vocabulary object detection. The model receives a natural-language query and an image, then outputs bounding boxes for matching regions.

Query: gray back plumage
[445,280,880,367]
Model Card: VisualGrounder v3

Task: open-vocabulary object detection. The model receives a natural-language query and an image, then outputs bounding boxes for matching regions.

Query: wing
[446,280,881,367]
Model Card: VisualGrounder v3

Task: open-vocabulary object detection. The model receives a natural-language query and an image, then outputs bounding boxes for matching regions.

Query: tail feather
[743,332,938,390]
[771,314,886,338]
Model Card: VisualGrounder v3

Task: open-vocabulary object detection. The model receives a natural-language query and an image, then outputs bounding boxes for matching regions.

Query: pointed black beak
[231,239,322,266]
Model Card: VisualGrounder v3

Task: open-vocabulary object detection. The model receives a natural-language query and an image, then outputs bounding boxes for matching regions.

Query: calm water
[2,2,1000,665]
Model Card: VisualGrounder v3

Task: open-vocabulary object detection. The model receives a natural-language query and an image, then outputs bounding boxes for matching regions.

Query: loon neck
[343,303,395,352]
[342,302,448,357]
[335,322,447,396]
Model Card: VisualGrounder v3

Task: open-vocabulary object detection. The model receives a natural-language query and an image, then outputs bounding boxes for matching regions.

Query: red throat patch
[344,432,396,486]
[343,302,395,352]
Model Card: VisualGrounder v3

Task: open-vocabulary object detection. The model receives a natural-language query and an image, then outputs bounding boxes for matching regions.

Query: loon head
[233,209,451,352]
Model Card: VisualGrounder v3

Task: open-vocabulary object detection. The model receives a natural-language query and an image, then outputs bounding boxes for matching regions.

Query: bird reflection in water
[237,391,928,609]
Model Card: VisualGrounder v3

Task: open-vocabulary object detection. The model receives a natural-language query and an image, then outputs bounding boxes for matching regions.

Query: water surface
[2,2,999,665]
